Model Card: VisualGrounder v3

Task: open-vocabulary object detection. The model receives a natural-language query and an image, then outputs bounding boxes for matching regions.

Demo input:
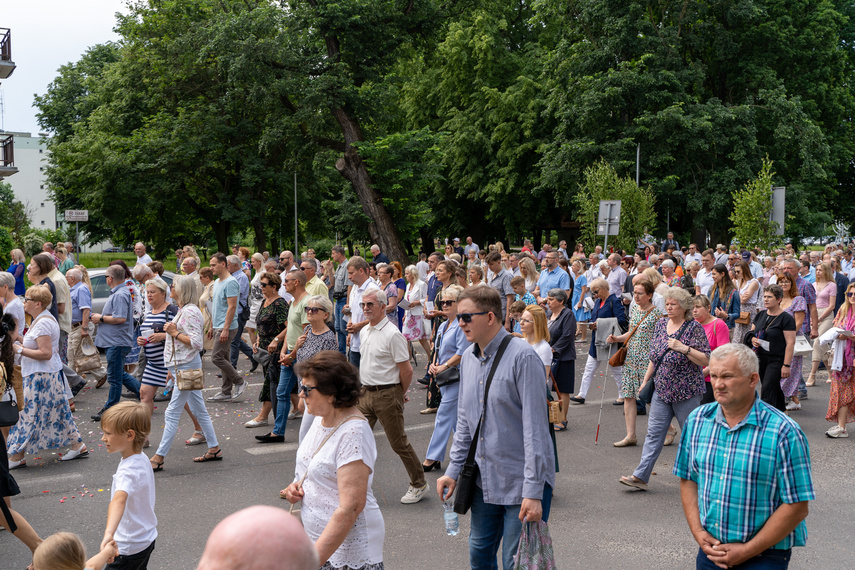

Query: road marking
[244,421,437,455]
[201,382,263,392]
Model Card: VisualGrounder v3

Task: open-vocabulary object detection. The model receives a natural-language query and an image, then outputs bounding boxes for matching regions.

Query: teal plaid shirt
[673,396,815,549]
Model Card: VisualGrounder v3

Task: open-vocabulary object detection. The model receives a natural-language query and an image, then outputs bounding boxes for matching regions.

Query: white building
[2,130,55,229]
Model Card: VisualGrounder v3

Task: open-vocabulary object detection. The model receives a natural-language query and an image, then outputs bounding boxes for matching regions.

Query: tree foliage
[730,157,782,252]
[574,160,657,253]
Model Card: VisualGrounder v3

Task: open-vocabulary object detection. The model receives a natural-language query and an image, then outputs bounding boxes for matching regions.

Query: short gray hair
[132,264,154,280]
[147,276,168,294]
[307,294,333,315]
[661,286,694,320]
[0,272,14,288]
[106,265,126,282]
[547,288,568,303]
[226,255,241,266]
[172,275,199,307]
[710,343,759,377]
[405,265,419,280]
[363,287,387,306]
[661,259,675,269]
[66,268,82,282]
[182,256,198,268]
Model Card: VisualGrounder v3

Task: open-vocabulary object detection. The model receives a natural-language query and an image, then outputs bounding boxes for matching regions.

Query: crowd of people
[1,233,852,569]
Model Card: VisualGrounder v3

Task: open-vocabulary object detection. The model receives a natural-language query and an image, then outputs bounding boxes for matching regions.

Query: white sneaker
[785,401,801,411]
[826,425,848,438]
[244,419,268,428]
[207,392,231,401]
[232,382,247,401]
[400,483,429,504]
[288,411,303,420]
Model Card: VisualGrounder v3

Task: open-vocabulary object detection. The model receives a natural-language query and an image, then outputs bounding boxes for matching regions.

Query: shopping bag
[513,520,557,570]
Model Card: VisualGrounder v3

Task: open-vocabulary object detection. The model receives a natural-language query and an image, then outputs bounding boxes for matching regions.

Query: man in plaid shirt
[674,343,814,569]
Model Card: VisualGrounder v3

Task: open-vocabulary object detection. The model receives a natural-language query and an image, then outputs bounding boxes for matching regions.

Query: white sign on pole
[597,200,621,236]
[771,187,785,236]
[65,210,89,222]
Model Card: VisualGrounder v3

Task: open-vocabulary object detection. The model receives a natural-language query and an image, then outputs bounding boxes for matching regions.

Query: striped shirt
[673,396,815,550]
[141,309,172,386]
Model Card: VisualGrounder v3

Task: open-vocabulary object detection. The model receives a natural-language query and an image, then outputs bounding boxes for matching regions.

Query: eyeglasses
[457,311,489,323]
[440,300,456,308]
[260,282,272,288]
[299,385,318,396]
[518,318,534,324]
[847,292,855,298]
[304,307,325,314]
[359,301,378,309]
[24,297,33,302]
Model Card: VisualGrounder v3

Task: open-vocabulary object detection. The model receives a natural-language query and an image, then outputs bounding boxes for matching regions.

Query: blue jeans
[349,349,361,369]
[633,391,700,483]
[334,297,347,354]
[469,485,553,570]
[156,357,218,457]
[105,346,141,410]
[273,364,297,436]
[230,309,255,368]
[696,547,791,569]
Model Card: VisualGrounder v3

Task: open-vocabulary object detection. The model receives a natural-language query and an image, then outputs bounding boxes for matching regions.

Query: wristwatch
[16,346,23,355]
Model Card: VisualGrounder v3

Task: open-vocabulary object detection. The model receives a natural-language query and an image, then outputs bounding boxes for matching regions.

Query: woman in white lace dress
[283,351,383,570]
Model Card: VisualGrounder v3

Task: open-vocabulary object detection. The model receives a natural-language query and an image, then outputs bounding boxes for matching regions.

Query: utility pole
[294,172,298,253]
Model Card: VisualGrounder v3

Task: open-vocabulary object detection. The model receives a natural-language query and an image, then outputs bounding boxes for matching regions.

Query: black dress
[744,310,796,411]
[1,427,21,531]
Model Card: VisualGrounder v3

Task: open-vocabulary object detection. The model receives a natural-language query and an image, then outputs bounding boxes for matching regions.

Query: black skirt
[551,359,576,394]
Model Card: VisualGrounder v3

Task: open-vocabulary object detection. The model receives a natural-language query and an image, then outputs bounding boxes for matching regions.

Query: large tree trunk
[251,215,266,255]
[418,228,434,255]
[332,108,409,264]
[212,220,231,254]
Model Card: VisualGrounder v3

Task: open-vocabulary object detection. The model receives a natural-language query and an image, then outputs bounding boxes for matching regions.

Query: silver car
[87,268,177,314]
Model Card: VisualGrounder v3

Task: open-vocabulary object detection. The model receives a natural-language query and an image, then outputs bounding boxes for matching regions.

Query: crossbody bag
[169,308,204,391]
[453,335,513,515]
[609,308,654,367]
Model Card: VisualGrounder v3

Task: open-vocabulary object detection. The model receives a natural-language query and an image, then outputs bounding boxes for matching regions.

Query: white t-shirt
[696,268,715,296]
[136,254,153,265]
[358,318,408,385]
[22,310,62,377]
[111,452,157,555]
[529,339,553,367]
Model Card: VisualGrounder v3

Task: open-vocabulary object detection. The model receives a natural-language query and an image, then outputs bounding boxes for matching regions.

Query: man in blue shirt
[90,265,140,421]
[227,255,257,372]
[437,287,554,570]
[674,344,814,569]
[66,268,92,375]
[534,251,571,304]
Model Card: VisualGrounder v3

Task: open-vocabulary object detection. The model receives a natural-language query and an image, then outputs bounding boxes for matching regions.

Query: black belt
[72,322,83,328]
[363,383,399,392]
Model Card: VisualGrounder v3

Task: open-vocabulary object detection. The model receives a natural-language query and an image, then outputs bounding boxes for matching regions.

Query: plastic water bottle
[442,501,459,536]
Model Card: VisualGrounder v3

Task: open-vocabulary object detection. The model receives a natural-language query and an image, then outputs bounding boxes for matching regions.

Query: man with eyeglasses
[695,250,717,297]
[90,265,141,421]
[206,253,248,402]
[534,251,571,306]
[256,270,310,443]
[437,287,554,569]
[685,243,703,265]
[356,288,425,504]
[344,256,380,368]
[181,256,204,300]
[300,260,328,298]
[605,253,627,297]
[330,245,353,354]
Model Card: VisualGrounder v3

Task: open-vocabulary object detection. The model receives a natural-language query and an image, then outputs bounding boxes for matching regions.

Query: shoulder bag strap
[622,308,654,346]
[464,335,514,467]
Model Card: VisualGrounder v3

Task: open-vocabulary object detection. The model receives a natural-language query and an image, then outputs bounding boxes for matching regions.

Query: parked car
[101,246,125,253]
[88,267,177,315]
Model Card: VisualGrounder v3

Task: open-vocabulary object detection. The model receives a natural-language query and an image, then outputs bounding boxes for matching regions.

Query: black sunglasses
[457,311,488,323]
[299,385,318,396]
[260,282,272,288]
[359,302,378,309]
[440,300,456,308]
[304,307,325,314]
[847,292,855,298]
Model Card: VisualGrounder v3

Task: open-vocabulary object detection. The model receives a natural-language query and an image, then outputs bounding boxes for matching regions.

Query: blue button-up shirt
[69,281,91,323]
[536,266,570,296]
[231,269,250,315]
[95,284,135,348]
[673,396,815,550]
[447,328,555,504]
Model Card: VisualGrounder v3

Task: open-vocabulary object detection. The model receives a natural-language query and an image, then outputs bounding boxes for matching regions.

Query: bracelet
[782,364,790,367]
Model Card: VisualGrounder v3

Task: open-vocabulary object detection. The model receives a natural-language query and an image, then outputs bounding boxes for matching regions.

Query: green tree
[730,158,782,252]
[574,160,657,254]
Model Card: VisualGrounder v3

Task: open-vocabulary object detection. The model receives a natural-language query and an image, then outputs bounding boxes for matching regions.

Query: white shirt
[136,254,153,266]
[22,310,62,377]
[416,260,429,282]
[696,268,715,296]
[348,279,380,353]
[358,317,409,386]
[112,452,157,555]
[529,339,552,367]
[403,280,427,316]
[685,252,702,265]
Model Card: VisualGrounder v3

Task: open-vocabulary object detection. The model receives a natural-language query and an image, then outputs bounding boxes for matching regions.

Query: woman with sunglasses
[245,272,289,428]
[424,261,458,413]
[825,282,855,437]
[422,285,469,471]
[291,295,339,442]
[808,262,837,386]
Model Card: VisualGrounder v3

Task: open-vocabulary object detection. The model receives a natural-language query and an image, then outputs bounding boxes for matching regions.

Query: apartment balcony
[0,135,18,177]
[0,28,15,79]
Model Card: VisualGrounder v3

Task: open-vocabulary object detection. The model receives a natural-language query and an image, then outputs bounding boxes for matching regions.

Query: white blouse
[22,309,62,376]
[296,417,384,568]
[163,304,205,367]
[403,280,427,316]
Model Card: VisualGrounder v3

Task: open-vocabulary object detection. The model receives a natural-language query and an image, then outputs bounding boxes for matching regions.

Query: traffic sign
[65,210,89,222]
[597,200,620,236]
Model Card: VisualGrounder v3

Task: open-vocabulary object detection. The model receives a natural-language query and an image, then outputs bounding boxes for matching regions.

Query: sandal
[553,421,568,432]
[194,449,223,463]
[185,432,206,446]
[150,458,164,472]
[619,475,648,491]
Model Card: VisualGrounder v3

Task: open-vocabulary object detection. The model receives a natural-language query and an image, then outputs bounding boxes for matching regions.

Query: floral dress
[648,318,710,403]
[827,308,855,424]
[620,305,663,399]
[782,296,807,398]
[572,273,590,322]
[255,297,289,403]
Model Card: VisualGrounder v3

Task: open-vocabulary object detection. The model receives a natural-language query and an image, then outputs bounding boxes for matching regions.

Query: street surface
[4,344,854,569]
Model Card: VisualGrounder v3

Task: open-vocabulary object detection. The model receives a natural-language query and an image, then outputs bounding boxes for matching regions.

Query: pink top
[816,281,836,310]
[701,317,730,382]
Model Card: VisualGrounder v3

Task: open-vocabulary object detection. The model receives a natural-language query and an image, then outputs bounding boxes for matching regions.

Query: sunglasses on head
[457,311,488,323]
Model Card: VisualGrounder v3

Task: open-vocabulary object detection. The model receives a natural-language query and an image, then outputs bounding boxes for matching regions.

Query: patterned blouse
[256,297,289,350]
[295,328,339,363]
[648,317,710,404]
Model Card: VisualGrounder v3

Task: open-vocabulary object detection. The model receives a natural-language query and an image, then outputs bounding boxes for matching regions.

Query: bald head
[197,506,318,570]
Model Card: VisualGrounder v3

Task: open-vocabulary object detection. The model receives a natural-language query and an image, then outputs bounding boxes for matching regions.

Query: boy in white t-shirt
[100,402,157,569]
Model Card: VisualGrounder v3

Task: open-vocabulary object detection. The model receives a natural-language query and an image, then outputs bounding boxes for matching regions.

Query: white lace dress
[296,417,384,570]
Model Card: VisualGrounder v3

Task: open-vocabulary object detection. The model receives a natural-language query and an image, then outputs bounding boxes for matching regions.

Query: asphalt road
[4,346,854,569]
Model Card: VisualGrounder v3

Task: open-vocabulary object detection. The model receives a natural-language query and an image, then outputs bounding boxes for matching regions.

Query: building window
[40,185,44,189]
[41,202,45,207]
[39,167,44,171]
[39,149,44,154]
[41,221,45,225]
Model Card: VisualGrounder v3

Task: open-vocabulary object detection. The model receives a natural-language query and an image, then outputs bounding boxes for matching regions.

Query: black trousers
[758,356,786,412]
[105,540,155,570]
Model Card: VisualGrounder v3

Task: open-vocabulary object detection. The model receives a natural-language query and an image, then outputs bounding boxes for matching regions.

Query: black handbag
[435,365,460,387]
[453,335,513,515]
[0,398,19,427]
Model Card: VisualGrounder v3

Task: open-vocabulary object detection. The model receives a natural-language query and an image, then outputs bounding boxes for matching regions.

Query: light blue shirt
[435,318,470,365]
[95,284,135,348]
[212,275,240,330]
[447,329,555,504]
[69,281,91,324]
[536,266,571,296]
[231,269,250,315]
[803,266,816,284]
